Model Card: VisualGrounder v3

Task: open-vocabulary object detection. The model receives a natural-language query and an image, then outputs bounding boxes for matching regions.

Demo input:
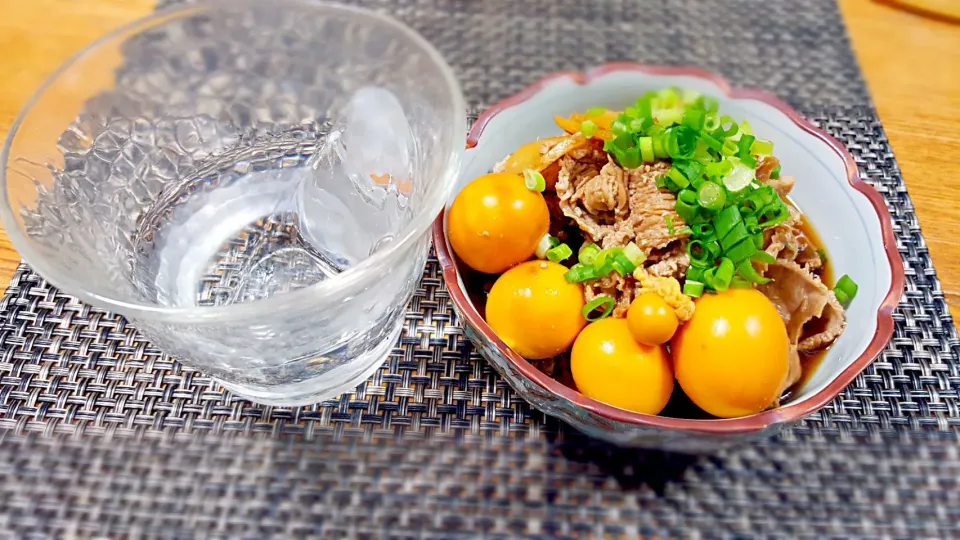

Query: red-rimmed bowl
[432,63,904,453]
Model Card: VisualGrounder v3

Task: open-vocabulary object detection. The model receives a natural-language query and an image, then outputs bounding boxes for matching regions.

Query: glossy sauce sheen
[459,210,833,419]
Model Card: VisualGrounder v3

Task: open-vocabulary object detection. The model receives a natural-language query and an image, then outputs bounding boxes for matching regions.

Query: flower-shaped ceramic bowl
[432,63,904,453]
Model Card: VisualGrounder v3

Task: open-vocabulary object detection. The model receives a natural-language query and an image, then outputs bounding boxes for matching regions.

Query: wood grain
[0,0,958,324]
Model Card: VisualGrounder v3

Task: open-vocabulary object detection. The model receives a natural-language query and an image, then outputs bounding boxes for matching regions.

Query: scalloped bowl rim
[432,62,904,434]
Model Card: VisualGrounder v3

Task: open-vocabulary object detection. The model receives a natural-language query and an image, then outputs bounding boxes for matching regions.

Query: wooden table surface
[1,0,959,318]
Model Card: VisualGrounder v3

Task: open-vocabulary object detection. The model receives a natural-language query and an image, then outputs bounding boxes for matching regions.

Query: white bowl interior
[445,70,892,406]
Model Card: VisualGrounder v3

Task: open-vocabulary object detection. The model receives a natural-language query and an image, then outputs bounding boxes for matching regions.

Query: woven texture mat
[2,0,960,538]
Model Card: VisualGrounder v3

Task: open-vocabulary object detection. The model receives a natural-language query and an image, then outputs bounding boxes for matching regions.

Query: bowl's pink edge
[432,62,906,435]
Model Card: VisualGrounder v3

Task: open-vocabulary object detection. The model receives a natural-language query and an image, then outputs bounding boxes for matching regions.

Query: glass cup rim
[0,0,466,323]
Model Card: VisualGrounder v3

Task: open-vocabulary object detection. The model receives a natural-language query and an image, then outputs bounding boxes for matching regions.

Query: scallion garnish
[535,234,559,259]
[582,295,615,321]
[751,139,774,156]
[687,240,711,266]
[737,259,771,284]
[639,137,655,163]
[564,263,597,284]
[586,107,607,117]
[610,250,637,276]
[683,280,705,298]
[579,243,601,266]
[722,159,755,192]
[546,243,573,263]
[834,274,858,306]
[580,119,598,139]
[697,182,726,211]
[585,88,798,297]
[623,242,646,266]
[523,169,546,192]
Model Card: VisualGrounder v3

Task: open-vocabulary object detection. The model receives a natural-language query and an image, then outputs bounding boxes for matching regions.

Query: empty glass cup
[0,0,465,405]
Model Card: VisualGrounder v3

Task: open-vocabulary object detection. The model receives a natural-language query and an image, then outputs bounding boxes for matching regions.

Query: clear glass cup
[0,0,465,405]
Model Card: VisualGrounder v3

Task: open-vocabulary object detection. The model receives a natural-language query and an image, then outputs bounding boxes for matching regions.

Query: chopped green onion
[699,131,724,153]
[710,258,735,291]
[758,201,791,228]
[581,119,598,139]
[546,243,573,263]
[675,189,699,223]
[673,161,703,183]
[751,139,774,156]
[665,215,675,235]
[586,107,607,117]
[697,181,726,211]
[687,240,711,266]
[610,250,637,275]
[681,88,702,105]
[717,116,739,138]
[705,159,733,180]
[751,250,776,264]
[639,137,655,163]
[637,95,653,118]
[686,266,705,282]
[611,120,628,136]
[704,115,720,131]
[736,134,756,157]
[683,280,705,298]
[713,206,742,240]
[705,240,721,259]
[667,167,690,189]
[523,169,546,192]
[564,263,598,284]
[770,164,782,180]
[623,242,646,266]
[724,238,757,263]
[579,243,601,266]
[722,159,756,192]
[593,248,614,269]
[652,135,669,159]
[835,274,858,304]
[620,146,642,169]
[682,109,705,131]
[665,127,698,160]
[535,234,559,259]
[654,107,685,126]
[691,222,715,236]
[698,96,719,114]
[720,221,750,251]
[834,289,850,305]
[737,259,771,284]
[817,248,828,263]
[720,139,739,156]
[730,277,753,289]
[582,295,615,321]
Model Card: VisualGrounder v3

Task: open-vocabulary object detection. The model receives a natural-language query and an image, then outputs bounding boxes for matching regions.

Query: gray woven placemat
[2,0,959,538]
